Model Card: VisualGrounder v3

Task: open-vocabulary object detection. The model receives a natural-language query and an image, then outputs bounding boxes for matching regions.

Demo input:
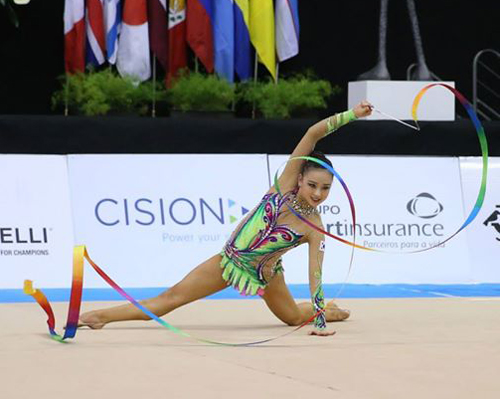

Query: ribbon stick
[25,245,323,346]
[372,107,420,131]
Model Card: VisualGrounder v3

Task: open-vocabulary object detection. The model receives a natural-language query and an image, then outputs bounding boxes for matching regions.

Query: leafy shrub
[168,71,235,112]
[52,69,167,116]
[239,74,341,119]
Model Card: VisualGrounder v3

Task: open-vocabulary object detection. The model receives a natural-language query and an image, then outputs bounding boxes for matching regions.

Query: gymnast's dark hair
[300,151,333,176]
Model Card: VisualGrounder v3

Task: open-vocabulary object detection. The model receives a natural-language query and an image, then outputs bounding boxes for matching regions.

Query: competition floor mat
[1,297,499,399]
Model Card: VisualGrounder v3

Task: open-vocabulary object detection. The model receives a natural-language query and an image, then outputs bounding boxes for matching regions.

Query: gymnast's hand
[308,328,336,337]
[353,100,373,118]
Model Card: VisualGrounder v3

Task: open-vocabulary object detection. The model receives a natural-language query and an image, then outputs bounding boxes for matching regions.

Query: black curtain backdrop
[0,115,498,155]
[0,0,498,115]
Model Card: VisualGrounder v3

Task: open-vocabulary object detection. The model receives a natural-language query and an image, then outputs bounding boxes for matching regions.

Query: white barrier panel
[68,154,270,288]
[268,155,472,284]
[460,157,500,282]
[0,155,74,288]
[348,81,456,121]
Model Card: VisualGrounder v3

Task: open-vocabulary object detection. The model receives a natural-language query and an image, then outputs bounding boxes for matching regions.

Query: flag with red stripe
[186,0,214,73]
[117,0,151,81]
[167,0,187,85]
[64,0,86,73]
[148,0,168,70]
[86,0,106,66]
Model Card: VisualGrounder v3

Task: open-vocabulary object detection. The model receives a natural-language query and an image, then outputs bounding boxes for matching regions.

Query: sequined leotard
[220,191,303,296]
[220,190,327,329]
[219,109,360,330]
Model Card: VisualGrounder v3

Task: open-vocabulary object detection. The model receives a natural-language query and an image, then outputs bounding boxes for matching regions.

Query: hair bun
[301,151,333,175]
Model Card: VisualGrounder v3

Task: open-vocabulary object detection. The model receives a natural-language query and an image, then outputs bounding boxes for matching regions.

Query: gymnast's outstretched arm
[275,101,373,192]
[307,225,333,336]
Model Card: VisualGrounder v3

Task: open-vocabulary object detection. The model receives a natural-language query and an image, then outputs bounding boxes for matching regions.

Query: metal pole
[152,56,157,117]
[252,50,258,119]
[64,73,69,116]
[472,51,480,114]
[253,50,259,83]
[472,49,500,117]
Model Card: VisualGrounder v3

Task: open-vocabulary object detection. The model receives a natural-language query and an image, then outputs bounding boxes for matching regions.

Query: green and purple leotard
[220,190,326,329]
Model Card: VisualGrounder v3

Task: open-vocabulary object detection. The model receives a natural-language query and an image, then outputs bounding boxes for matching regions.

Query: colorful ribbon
[24,245,323,346]
[26,84,488,345]
[275,84,488,254]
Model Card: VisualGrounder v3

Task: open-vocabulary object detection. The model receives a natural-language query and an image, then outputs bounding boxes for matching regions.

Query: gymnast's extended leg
[79,254,228,329]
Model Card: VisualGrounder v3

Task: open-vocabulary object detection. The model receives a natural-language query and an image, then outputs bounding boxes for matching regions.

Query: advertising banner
[68,154,270,288]
[268,155,472,284]
[0,155,75,288]
[460,157,500,282]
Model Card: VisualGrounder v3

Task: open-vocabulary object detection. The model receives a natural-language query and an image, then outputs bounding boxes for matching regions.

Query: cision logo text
[94,197,250,227]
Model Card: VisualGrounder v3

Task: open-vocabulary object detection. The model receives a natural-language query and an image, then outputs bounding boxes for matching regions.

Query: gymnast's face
[297,168,333,207]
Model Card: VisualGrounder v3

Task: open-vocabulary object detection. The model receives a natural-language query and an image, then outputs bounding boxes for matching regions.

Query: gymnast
[78,101,373,336]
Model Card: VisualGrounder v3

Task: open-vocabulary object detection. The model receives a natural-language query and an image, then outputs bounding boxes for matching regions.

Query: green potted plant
[239,73,341,119]
[52,69,168,116]
[168,70,235,118]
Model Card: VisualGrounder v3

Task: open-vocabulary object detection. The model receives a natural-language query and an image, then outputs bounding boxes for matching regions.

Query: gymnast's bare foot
[326,300,350,322]
[78,311,106,329]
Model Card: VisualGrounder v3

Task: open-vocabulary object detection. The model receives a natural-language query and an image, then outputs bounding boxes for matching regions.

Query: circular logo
[406,193,443,219]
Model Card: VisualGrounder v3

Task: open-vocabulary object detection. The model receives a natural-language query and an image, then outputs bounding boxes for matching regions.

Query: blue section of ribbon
[2,284,500,303]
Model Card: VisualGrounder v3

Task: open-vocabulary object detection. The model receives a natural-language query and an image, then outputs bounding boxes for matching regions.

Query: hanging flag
[64,0,86,73]
[186,0,214,73]
[233,0,251,80]
[148,0,168,70]
[86,0,106,66]
[212,0,234,82]
[249,0,276,80]
[275,0,299,62]
[117,0,151,81]
[104,0,121,64]
[168,0,187,85]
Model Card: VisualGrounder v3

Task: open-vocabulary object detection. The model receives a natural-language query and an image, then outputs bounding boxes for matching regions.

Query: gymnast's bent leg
[262,272,350,327]
[79,254,228,329]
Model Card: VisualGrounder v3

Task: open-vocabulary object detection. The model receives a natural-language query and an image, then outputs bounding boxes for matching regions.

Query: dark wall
[0,0,64,114]
[0,0,498,115]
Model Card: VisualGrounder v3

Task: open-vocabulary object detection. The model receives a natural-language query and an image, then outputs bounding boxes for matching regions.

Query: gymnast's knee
[284,315,304,327]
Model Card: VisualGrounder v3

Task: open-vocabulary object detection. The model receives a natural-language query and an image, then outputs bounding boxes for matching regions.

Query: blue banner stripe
[2,284,500,303]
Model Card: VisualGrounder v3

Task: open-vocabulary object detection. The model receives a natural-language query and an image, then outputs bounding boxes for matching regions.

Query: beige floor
[1,297,499,399]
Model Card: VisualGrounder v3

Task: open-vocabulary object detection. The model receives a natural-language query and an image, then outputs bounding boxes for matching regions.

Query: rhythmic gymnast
[78,101,373,336]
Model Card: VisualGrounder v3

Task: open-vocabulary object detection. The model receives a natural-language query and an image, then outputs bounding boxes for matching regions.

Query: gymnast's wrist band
[325,109,358,136]
[312,270,327,330]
